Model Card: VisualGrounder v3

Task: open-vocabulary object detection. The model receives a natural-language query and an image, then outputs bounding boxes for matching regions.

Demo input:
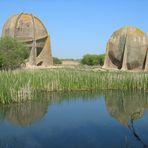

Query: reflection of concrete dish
[105,91,148,126]
[2,13,53,66]
[0,91,101,127]
[105,91,148,147]
[3,101,48,127]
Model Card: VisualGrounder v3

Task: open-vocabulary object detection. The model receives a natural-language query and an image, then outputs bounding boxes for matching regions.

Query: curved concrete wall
[2,13,53,66]
[103,27,148,71]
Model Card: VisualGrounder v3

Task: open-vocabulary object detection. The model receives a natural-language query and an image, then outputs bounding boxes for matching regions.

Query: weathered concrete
[2,13,53,66]
[0,100,48,127]
[103,27,148,71]
[105,91,148,126]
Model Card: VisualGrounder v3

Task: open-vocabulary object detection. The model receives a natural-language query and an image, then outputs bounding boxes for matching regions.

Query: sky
[0,0,148,59]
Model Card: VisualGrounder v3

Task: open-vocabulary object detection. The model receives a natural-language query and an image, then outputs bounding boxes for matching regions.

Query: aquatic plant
[0,69,148,104]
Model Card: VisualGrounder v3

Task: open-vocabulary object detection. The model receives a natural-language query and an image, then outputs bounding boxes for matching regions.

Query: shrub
[81,54,105,66]
[53,57,62,65]
[0,37,29,70]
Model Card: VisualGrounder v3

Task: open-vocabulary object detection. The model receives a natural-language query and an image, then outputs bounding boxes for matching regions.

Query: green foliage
[53,57,62,65]
[81,54,105,66]
[98,54,105,66]
[0,69,148,104]
[0,37,29,70]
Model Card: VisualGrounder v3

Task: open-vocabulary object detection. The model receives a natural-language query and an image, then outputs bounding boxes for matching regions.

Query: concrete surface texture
[103,27,148,71]
[2,13,53,66]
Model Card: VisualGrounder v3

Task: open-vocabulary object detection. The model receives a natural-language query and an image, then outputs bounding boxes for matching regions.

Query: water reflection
[105,91,148,148]
[0,91,100,127]
[105,91,148,126]
[0,100,48,127]
[0,91,148,147]
[0,91,148,128]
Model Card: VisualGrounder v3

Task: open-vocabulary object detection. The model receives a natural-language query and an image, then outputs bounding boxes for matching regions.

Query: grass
[0,68,148,104]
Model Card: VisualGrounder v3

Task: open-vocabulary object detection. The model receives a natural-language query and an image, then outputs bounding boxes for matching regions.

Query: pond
[0,91,148,148]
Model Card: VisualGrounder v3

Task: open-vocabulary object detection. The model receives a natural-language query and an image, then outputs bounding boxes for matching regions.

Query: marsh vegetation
[0,68,148,104]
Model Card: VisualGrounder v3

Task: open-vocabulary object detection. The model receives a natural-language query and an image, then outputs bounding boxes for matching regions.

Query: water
[0,91,148,148]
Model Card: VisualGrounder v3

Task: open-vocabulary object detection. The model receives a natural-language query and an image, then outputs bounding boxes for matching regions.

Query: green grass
[0,69,148,104]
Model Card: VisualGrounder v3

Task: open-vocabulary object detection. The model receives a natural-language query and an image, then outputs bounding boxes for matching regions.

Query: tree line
[0,37,105,70]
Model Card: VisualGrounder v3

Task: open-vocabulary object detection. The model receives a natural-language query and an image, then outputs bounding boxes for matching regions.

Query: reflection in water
[0,91,100,127]
[0,100,48,127]
[0,91,148,147]
[128,120,148,148]
[105,91,148,126]
[105,91,148,148]
[0,90,148,128]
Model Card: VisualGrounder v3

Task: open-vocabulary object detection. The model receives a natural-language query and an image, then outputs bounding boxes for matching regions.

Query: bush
[0,37,29,70]
[53,57,62,65]
[81,54,105,66]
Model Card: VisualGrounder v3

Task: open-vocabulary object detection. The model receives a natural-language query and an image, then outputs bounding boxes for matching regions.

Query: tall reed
[0,69,148,104]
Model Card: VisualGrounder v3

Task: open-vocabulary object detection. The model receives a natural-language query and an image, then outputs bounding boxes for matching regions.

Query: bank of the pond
[0,69,148,104]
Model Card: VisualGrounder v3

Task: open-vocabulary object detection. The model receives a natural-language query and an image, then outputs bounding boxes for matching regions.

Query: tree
[0,37,29,70]
[81,54,105,66]
[53,57,62,65]
[98,54,105,66]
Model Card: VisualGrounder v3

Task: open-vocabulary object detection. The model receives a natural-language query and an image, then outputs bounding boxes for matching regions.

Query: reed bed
[0,69,148,104]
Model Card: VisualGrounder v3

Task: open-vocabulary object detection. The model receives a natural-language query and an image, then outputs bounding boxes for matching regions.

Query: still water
[0,91,148,148]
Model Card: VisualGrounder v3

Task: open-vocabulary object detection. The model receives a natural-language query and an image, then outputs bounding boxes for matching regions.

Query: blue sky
[0,0,148,59]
